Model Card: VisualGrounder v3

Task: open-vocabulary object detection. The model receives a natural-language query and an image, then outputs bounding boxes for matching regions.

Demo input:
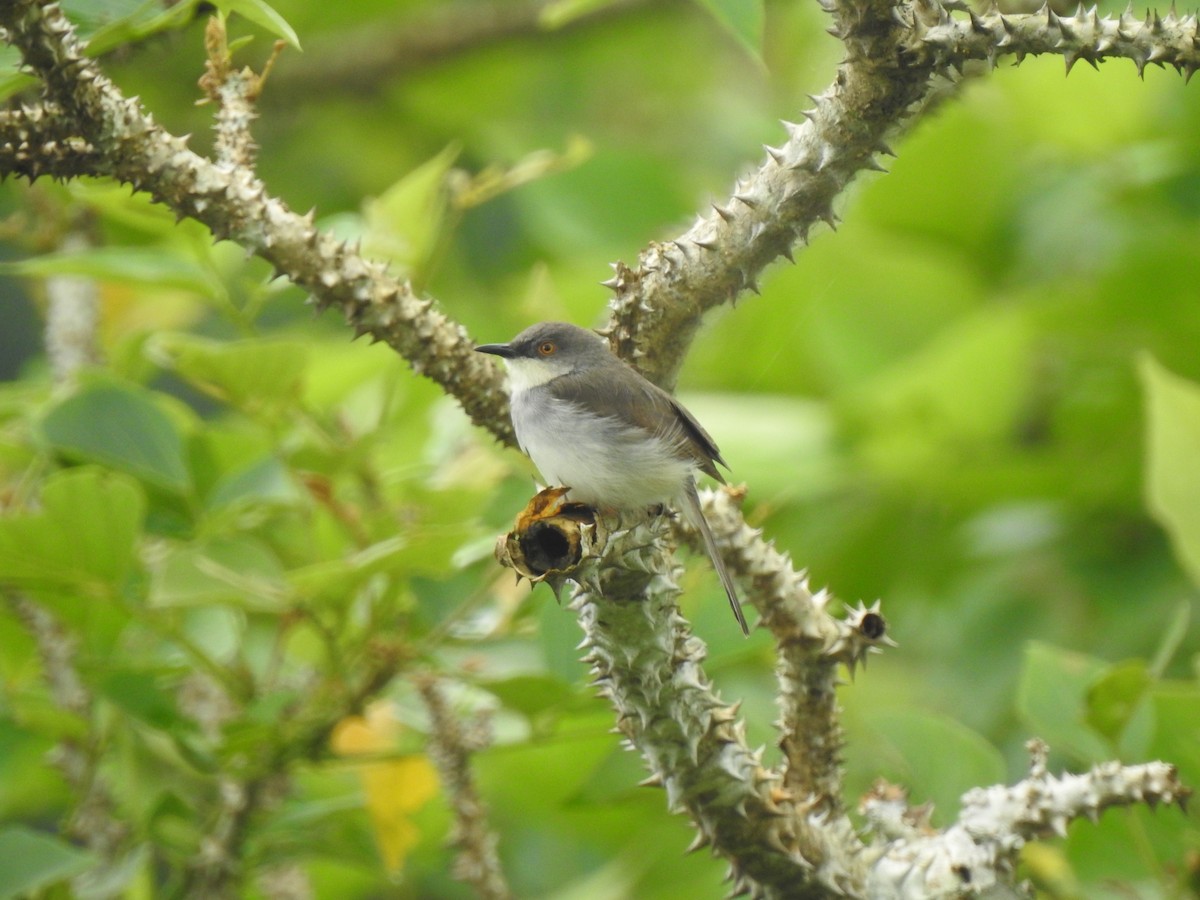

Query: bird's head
[475,321,613,390]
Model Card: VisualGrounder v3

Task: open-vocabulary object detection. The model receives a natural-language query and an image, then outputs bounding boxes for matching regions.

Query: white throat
[502,356,570,395]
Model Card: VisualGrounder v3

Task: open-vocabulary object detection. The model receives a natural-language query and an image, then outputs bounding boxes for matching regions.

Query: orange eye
[538,341,556,356]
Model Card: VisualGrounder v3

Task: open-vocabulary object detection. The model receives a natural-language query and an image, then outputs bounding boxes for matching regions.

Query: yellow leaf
[332,702,440,872]
[331,700,399,754]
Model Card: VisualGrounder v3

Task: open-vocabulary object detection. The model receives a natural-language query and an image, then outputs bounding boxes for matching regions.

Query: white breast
[510,388,691,510]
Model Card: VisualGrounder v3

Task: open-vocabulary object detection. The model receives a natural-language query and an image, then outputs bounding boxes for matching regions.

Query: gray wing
[548,363,727,483]
[668,392,728,482]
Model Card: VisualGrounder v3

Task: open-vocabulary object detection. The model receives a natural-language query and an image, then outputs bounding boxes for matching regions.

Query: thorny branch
[494,491,1187,896]
[197,16,284,170]
[3,592,129,893]
[417,677,512,900]
[598,0,1200,388]
[860,741,1189,897]
[686,488,895,816]
[0,0,1194,896]
[560,506,890,895]
[0,0,513,442]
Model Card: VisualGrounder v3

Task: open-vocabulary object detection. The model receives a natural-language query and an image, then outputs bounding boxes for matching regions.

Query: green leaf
[81,0,201,57]
[690,0,764,64]
[0,718,74,813]
[1062,798,1185,891]
[299,341,404,409]
[150,536,290,611]
[153,335,307,412]
[540,588,585,684]
[1146,685,1200,788]
[98,669,187,732]
[1139,355,1200,588]
[0,826,95,899]
[362,144,460,281]
[451,139,594,210]
[0,44,30,105]
[1149,599,1190,679]
[187,423,274,502]
[1084,659,1150,744]
[538,0,626,29]
[212,0,301,49]
[0,70,37,104]
[180,605,244,663]
[205,456,300,512]
[1016,641,1110,763]
[684,394,840,503]
[0,468,145,590]
[4,691,90,744]
[67,180,186,237]
[849,305,1034,483]
[856,709,1006,819]
[0,246,221,298]
[542,857,641,900]
[41,379,191,493]
[480,674,577,722]
[287,536,409,596]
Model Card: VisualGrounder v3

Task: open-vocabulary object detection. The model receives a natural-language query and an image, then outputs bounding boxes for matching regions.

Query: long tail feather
[683,478,749,635]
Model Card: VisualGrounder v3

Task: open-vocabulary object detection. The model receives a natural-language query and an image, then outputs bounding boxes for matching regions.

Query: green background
[0,0,1197,896]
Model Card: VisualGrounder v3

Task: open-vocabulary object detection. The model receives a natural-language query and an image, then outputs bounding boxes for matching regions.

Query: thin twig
[267,0,649,101]
[417,675,512,900]
[43,229,100,381]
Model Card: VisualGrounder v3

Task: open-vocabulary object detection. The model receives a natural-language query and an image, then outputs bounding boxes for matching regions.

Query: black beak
[475,342,517,359]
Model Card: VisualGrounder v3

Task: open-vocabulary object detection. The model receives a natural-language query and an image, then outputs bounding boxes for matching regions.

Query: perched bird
[476,321,749,634]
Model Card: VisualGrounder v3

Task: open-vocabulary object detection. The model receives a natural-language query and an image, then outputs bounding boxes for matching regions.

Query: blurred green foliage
[0,0,1198,896]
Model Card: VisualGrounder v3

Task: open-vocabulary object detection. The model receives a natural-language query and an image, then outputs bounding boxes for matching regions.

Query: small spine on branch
[864,739,1191,898]
[908,1,1200,81]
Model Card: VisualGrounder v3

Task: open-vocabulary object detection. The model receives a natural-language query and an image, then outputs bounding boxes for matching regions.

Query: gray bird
[476,321,749,634]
